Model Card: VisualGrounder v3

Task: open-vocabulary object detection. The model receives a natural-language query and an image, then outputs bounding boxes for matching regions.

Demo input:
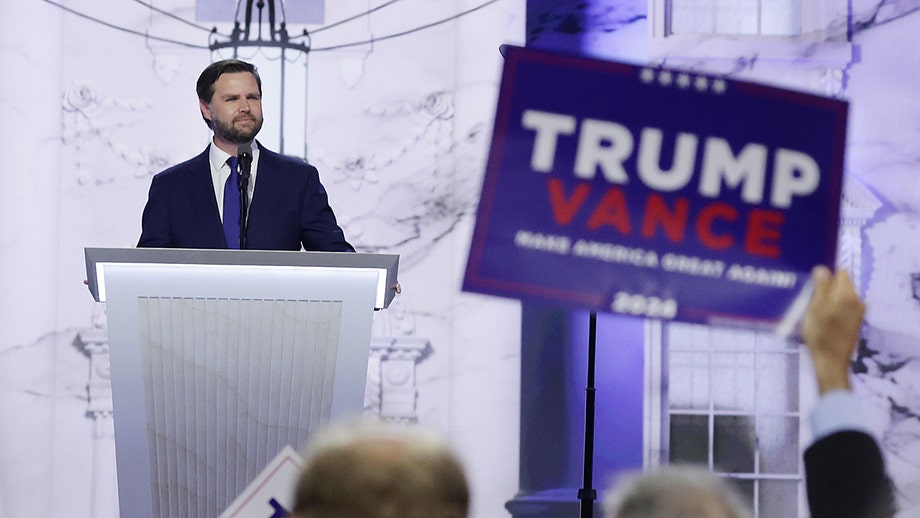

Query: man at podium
[137,59,354,252]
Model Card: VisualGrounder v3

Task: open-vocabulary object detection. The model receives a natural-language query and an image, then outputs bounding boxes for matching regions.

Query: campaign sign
[463,45,847,330]
[220,445,302,518]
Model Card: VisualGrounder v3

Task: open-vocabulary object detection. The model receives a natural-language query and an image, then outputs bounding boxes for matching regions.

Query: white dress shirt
[208,141,260,222]
[810,389,872,442]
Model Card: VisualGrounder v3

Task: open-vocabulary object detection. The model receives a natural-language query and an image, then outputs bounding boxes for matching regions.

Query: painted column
[369,337,431,422]
[77,324,119,518]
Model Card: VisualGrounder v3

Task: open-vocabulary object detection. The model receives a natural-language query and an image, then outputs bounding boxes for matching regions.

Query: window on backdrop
[666,0,801,36]
[651,0,851,43]
[663,323,806,518]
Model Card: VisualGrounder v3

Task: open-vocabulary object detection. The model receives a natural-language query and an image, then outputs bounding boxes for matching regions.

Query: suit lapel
[248,145,279,219]
[188,149,226,246]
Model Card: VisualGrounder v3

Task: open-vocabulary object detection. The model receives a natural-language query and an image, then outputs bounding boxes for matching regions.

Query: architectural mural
[0,1,918,517]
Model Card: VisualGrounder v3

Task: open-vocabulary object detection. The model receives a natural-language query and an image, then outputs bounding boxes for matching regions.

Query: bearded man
[137,59,353,252]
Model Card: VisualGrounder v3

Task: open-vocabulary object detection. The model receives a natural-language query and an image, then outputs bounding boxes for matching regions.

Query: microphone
[237,143,253,180]
[236,143,253,249]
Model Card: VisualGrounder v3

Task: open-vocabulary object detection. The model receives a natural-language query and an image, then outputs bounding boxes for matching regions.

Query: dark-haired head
[196,59,262,128]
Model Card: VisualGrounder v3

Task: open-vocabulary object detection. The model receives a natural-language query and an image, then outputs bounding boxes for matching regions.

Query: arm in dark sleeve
[137,174,174,248]
[299,165,354,252]
[804,430,897,518]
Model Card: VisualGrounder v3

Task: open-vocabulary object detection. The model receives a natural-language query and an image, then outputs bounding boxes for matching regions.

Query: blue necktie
[223,156,240,249]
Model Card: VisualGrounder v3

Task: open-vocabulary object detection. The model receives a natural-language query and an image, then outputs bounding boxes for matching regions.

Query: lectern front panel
[103,263,378,518]
[138,297,341,517]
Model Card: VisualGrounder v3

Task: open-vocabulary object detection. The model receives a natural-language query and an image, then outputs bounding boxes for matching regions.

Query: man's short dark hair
[196,59,262,104]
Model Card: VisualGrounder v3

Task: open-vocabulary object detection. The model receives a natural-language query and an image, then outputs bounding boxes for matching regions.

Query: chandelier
[209,0,311,158]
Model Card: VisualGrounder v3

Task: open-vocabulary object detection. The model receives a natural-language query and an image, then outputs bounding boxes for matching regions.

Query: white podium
[85,247,399,518]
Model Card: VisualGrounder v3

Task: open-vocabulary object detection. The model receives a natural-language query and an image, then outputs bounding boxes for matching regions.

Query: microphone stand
[237,148,252,249]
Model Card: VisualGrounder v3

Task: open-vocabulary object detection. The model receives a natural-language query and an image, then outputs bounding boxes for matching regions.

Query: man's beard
[214,115,263,144]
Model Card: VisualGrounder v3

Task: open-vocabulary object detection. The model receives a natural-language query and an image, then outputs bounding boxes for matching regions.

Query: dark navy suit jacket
[805,430,897,518]
[137,145,354,251]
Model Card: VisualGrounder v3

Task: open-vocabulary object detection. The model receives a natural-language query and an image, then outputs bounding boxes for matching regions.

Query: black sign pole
[578,310,598,517]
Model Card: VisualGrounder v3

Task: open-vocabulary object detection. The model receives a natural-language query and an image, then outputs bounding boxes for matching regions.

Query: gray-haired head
[603,465,753,518]
[291,418,470,518]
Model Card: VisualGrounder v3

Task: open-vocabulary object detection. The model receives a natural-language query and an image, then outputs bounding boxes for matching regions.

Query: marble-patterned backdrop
[642,0,920,513]
[2,0,920,517]
[845,4,920,509]
[0,1,523,517]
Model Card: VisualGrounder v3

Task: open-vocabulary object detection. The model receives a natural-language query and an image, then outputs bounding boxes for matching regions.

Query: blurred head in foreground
[291,419,470,518]
[603,465,753,518]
